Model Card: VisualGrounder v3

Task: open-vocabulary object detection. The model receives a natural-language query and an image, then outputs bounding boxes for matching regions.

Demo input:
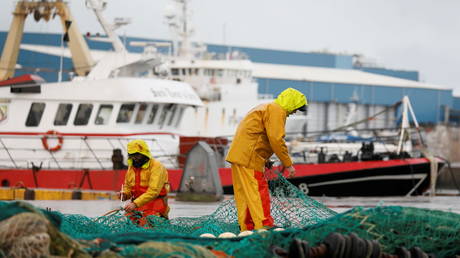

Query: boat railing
[282,127,425,164]
[0,125,425,170]
[187,124,427,168]
[0,134,180,170]
[179,126,426,168]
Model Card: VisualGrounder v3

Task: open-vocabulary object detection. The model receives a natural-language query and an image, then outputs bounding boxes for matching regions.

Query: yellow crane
[0,0,95,81]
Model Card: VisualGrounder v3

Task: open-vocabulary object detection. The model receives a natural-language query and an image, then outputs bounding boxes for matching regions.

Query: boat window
[116,104,135,123]
[194,68,199,75]
[188,68,192,75]
[54,103,73,126]
[95,104,113,125]
[74,104,93,126]
[216,69,224,77]
[181,68,186,76]
[175,107,185,127]
[25,102,45,127]
[167,104,178,126]
[171,68,179,76]
[0,104,8,124]
[158,104,172,128]
[135,103,148,124]
[147,104,159,124]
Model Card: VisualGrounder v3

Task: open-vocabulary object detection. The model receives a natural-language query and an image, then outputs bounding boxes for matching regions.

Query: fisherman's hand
[265,160,274,169]
[286,166,296,178]
[124,202,137,212]
[117,192,129,201]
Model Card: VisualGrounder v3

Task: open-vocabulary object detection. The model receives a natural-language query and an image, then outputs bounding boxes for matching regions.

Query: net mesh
[1,172,459,257]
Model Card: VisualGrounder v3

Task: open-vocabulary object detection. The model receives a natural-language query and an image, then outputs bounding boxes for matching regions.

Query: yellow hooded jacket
[226,88,307,172]
[122,139,170,208]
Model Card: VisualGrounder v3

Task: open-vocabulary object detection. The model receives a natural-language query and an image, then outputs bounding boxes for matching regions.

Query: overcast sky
[1,0,459,95]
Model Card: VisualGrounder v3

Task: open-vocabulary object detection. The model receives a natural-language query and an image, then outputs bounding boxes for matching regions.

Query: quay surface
[22,195,460,218]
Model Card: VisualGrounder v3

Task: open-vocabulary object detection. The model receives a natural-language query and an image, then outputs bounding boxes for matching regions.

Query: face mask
[131,155,149,168]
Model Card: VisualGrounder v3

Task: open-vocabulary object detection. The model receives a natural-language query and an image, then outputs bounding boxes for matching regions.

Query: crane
[0,0,95,81]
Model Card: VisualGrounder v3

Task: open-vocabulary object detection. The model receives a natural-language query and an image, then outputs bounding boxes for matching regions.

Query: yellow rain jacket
[122,139,170,208]
[226,88,307,171]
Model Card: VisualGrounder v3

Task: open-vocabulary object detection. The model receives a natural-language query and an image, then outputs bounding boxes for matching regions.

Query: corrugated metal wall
[356,67,419,81]
[454,97,460,110]
[207,44,353,68]
[256,78,453,124]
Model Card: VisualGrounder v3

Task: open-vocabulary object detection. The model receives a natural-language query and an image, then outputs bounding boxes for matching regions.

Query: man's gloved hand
[286,166,296,178]
[117,192,129,201]
[265,160,275,169]
[124,202,137,212]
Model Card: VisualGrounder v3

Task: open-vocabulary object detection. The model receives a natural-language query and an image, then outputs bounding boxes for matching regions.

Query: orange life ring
[41,130,64,152]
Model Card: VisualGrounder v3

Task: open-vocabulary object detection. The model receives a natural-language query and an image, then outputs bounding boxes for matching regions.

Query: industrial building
[1,31,458,132]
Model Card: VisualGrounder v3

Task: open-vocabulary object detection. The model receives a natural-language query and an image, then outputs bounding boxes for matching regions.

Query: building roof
[253,63,449,90]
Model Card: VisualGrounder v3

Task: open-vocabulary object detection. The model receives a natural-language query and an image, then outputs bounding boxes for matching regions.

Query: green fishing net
[1,173,460,257]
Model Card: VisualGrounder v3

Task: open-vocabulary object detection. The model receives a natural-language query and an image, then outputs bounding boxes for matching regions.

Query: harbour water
[24,194,460,218]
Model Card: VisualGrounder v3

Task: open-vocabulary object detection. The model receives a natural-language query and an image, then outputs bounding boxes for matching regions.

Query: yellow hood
[274,88,307,112]
[127,139,152,168]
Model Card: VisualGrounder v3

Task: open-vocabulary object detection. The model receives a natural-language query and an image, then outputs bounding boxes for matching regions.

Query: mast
[397,95,424,154]
[85,0,129,53]
[164,0,195,58]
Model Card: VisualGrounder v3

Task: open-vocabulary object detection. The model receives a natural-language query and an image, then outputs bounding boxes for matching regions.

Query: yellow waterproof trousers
[231,164,274,231]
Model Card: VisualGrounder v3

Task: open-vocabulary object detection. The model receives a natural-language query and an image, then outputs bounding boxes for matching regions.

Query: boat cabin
[0,77,202,169]
[167,59,255,102]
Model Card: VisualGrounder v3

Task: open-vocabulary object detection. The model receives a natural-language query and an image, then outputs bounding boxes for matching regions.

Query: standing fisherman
[119,139,170,226]
[226,88,307,231]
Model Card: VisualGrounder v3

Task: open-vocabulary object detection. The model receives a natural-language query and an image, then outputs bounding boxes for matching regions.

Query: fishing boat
[0,0,203,191]
[0,75,443,197]
[0,0,444,197]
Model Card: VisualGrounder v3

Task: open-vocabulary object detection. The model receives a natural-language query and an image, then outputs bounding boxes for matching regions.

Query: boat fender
[41,130,64,152]
[237,230,253,237]
[200,233,216,238]
[218,232,236,238]
[24,188,35,200]
[71,190,82,200]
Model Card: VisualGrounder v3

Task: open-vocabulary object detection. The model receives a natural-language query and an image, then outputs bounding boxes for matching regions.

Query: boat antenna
[165,0,195,58]
[58,29,64,82]
[85,0,129,53]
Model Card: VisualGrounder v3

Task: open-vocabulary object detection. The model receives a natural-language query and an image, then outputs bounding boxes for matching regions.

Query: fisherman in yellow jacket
[226,88,307,231]
[120,139,170,226]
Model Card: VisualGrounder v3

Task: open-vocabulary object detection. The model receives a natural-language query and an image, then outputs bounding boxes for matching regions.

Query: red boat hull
[0,158,441,196]
[223,158,442,196]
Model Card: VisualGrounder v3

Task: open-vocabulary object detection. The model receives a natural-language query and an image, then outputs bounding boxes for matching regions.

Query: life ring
[41,130,63,152]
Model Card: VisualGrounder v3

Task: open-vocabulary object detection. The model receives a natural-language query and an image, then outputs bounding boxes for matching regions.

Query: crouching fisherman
[119,139,170,226]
